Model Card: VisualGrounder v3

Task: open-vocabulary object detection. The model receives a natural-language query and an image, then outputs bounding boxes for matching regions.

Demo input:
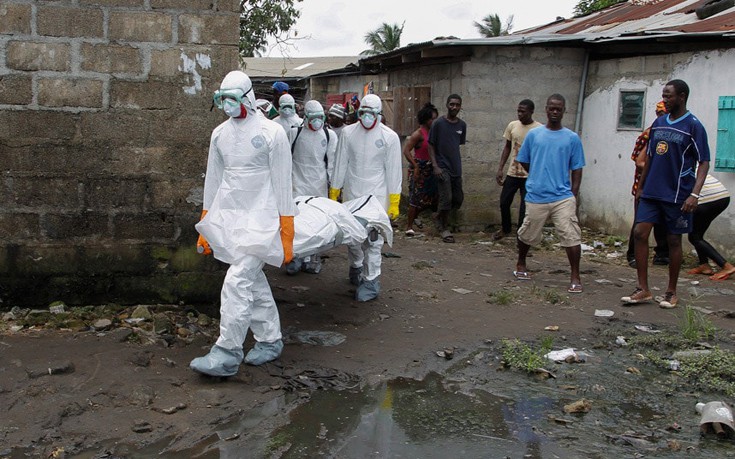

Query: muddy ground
[2,226,735,458]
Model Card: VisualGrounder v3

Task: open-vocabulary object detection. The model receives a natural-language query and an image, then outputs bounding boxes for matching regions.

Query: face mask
[223,98,243,118]
[359,112,377,130]
[280,107,295,117]
[308,118,324,131]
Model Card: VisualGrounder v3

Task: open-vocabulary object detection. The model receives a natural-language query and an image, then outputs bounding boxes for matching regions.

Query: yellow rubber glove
[196,210,212,255]
[280,215,295,265]
[387,194,400,219]
[328,188,341,201]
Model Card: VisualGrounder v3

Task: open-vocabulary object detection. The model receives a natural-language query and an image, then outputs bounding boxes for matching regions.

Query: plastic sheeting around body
[292,195,393,260]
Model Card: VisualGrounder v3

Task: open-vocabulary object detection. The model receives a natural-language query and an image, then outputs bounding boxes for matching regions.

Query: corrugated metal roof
[523,0,735,35]
[242,56,359,80]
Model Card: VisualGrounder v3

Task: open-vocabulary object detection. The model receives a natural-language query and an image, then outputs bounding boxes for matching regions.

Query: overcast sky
[265,0,581,58]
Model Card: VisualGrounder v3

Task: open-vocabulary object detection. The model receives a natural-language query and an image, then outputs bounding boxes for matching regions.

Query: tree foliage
[239,0,303,57]
[360,22,405,56]
[573,0,626,16]
[474,13,514,37]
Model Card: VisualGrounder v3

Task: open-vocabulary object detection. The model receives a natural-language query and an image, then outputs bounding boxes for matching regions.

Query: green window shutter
[715,96,735,172]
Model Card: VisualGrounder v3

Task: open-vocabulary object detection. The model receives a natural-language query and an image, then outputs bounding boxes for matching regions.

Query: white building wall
[580,49,735,259]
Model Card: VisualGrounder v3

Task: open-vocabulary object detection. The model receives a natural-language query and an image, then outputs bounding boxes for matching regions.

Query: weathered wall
[375,46,586,229]
[0,0,240,306]
[579,49,735,259]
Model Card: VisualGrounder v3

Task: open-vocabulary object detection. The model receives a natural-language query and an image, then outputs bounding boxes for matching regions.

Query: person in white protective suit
[190,70,296,377]
[285,100,338,275]
[273,93,302,135]
[329,94,402,301]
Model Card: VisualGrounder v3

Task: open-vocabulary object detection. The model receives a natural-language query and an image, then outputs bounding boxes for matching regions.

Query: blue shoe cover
[244,339,283,366]
[349,266,363,286]
[190,345,243,377]
[286,258,302,275]
[355,278,380,302]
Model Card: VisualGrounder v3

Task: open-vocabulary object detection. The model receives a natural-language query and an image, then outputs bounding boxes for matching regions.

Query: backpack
[290,124,332,167]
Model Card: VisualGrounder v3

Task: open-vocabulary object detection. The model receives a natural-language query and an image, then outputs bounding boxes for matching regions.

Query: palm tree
[474,13,514,37]
[360,21,405,56]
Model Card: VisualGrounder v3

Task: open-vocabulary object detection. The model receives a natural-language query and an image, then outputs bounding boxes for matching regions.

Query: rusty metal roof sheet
[523,0,735,36]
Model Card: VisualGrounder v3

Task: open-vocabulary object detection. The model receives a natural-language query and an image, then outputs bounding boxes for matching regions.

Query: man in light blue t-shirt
[514,93,586,293]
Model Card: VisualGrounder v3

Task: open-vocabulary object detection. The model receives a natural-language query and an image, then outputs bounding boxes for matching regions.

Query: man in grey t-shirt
[428,94,467,243]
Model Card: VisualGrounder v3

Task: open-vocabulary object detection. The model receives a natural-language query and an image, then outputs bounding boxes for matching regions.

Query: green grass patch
[501,337,554,373]
[487,289,515,305]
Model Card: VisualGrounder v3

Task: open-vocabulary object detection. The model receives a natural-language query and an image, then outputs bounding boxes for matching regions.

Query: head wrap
[328,104,346,120]
[272,81,289,93]
[304,100,324,116]
[279,94,296,108]
[361,94,382,112]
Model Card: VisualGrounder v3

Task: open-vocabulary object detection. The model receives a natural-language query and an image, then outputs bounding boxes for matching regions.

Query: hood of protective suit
[304,100,324,117]
[361,94,382,113]
[219,71,256,112]
[279,94,296,110]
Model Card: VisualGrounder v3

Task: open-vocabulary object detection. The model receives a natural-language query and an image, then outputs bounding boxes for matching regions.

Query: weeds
[531,286,566,305]
[501,337,554,373]
[487,289,515,305]
[680,305,716,342]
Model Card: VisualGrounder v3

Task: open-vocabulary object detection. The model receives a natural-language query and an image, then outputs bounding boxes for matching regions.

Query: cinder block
[151,0,214,10]
[150,46,223,77]
[150,179,201,209]
[85,178,147,210]
[109,11,172,43]
[42,212,110,240]
[114,213,176,240]
[0,2,31,34]
[643,55,671,75]
[6,41,71,71]
[0,213,40,241]
[79,0,145,6]
[38,78,104,108]
[11,177,82,209]
[111,80,182,109]
[0,111,77,142]
[14,244,81,274]
[82,244,155,275]
[78,112,151,146]
[0,74,32,105]
[216,0,241,13]
[619,57,643,74]
[178,14,239,45]
[81,43,142,74]
[37,5,103,38]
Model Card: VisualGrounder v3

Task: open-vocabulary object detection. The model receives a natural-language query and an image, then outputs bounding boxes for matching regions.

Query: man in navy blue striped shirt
[622,79,710,309]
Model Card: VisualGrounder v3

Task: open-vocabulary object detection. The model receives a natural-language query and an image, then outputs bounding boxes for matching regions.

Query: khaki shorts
[517,196,581,247]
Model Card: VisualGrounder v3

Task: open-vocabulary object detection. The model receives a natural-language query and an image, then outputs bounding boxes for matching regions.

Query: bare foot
[710,263,735,281]
[687,264,714,275]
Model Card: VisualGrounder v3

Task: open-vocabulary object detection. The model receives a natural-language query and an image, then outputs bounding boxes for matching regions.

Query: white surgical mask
[223,99,242,118]
[359,112,377,129]
[280,107,295,116]
[308,118,324,131]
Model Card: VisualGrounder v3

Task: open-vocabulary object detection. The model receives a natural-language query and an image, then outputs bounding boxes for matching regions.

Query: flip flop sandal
[513,270,531,280]
[568,284,583,293]
[441,230,455,243]
[405,229,416,237]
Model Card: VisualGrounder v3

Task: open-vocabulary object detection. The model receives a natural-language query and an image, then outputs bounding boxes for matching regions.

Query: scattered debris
[634,325,661,334]
[616,336,628,346]
[26,361,75,379]
[544,325,560,331]
[451,288,473,295]
[696,401,735,438]
[382,252,401,258]
[545,348,577,362]
[563,399,592,413]
[594,309,614,318]
[155,403,187,415]
[283,328,347,347]
[132,421,153,433]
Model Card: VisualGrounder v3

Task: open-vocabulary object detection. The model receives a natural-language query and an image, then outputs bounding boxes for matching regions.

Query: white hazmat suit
[191,70,295,377]
[273,93,302,135]
[329,94,402,301]
[286,100,338,275]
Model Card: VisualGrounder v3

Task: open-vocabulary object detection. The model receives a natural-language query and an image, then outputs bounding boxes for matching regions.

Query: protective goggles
[305,111,325,121]
[213,88,253,109]
[358,107,380,117]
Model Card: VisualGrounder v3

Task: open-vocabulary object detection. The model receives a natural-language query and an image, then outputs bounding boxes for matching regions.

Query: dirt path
[2,229,734,457]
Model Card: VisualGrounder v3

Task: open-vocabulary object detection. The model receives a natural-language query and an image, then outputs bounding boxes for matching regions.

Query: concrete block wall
[0,0,241,306]
[384,46,586,230]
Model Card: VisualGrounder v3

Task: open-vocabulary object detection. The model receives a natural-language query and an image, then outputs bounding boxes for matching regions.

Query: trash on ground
[544,325,560,331]
[382,252,401,258]
[667,360,681,371]
[634,325,661,334]
[626,366,641,375]
[563,399,592,413]
[696,401,735,438]
[595,279,613,284]
[616,336,628,346]
[435,348,454,360]
[451,288,473,295]
[545,348,577,362]
[283,329,346,347]
[594,309,614,317]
